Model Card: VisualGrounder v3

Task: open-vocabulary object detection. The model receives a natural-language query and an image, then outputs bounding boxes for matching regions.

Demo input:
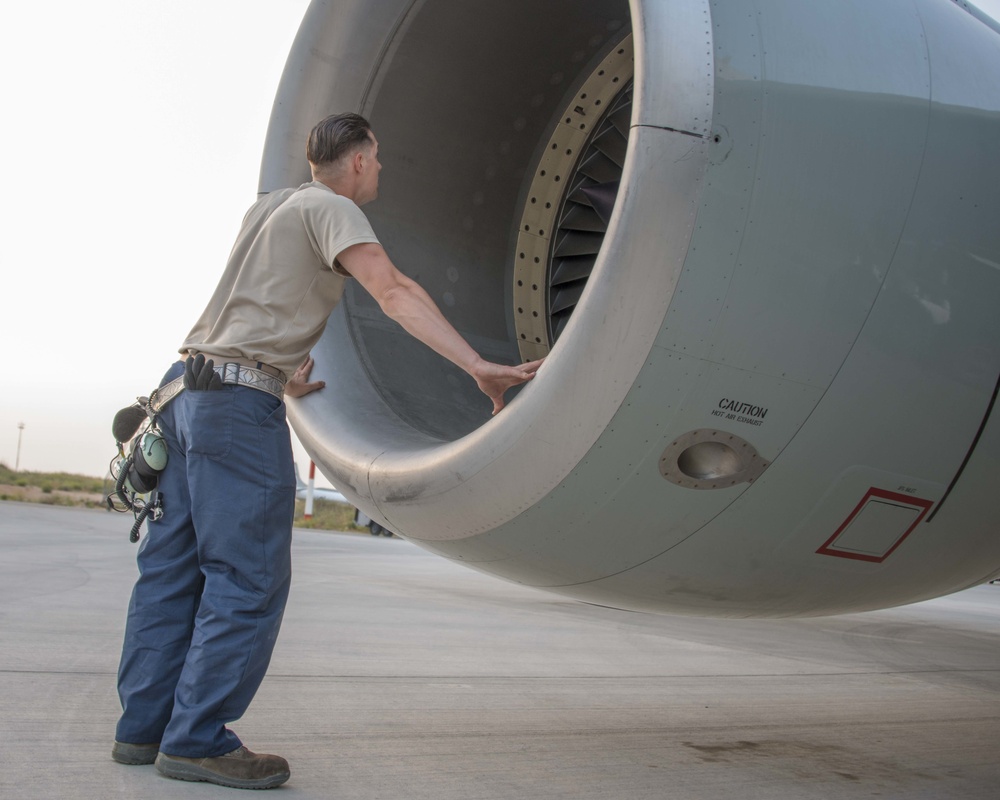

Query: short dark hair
[307,113,373,166]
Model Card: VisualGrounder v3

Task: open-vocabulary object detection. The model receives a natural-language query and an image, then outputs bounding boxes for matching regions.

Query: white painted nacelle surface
[264,0,1000,616]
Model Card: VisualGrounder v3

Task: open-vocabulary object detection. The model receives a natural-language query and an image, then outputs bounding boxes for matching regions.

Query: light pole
[15,422,24,472]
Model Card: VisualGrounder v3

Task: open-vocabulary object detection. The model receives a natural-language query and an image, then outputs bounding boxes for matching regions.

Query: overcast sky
[1,1,318,481]
[1,1,999,484]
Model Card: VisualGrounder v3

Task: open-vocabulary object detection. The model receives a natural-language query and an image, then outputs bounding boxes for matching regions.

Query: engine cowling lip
[273,0,716,540]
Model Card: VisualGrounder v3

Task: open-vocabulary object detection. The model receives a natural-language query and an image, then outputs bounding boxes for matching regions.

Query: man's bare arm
[338,242,543,414]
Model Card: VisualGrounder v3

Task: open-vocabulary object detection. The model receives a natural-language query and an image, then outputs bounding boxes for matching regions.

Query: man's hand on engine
[472,357,544,415]
[285,355,326,398]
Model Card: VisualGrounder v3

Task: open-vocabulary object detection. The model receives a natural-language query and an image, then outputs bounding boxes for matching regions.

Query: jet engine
[261,0,1000,616]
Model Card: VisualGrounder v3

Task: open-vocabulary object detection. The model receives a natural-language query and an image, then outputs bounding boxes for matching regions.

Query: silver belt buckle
[223,362,241,385]
[216,362,284,399]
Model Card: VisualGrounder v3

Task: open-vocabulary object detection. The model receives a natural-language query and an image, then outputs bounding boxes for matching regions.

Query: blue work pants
[115,361,295,757]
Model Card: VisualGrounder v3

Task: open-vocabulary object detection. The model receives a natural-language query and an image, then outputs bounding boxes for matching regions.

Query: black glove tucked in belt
[183,354,223,391]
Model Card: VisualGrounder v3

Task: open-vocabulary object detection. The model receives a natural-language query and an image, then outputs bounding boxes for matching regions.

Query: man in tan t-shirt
[113,113,543,789]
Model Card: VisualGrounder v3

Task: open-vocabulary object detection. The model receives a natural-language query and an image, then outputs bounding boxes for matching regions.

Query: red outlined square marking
[816,487,934,563]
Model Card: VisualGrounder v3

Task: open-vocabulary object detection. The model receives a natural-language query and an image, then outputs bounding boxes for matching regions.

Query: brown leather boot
[111,741,159,765]
[154,745,290,789]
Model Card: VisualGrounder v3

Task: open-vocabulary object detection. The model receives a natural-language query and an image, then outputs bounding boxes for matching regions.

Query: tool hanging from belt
[107,355,287,542]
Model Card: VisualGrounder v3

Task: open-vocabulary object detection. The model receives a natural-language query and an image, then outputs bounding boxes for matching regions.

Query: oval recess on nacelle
[267,0,1000,616]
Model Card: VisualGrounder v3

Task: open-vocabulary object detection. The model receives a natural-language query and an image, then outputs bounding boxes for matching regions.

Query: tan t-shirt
[181,181,380,377]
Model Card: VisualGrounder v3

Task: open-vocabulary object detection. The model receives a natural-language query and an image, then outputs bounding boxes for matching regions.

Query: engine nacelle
[262,0,1000,616]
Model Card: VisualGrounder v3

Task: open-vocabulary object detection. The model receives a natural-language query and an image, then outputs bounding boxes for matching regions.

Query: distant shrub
[40,494,69,506]
[2,463,101,490]
[293,498,362,532]
[0,464,106,509]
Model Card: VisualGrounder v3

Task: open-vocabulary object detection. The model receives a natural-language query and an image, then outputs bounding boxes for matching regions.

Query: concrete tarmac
[1,501,999,799]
